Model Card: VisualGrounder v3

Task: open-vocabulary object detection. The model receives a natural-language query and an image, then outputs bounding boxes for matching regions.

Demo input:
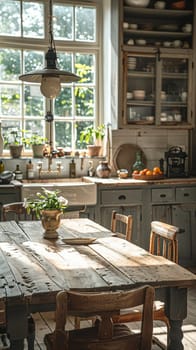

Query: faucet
[37,156,62,178]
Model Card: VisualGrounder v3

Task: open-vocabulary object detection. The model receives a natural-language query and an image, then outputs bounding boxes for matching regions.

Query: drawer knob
[184,193,189,197]
[160,194,166,198]
[118,195,126,200]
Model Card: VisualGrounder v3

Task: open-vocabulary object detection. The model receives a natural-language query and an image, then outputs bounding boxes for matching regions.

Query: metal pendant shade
[19,0,80,98]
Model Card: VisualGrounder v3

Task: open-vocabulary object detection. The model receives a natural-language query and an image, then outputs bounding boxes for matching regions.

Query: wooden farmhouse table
[0,218,195,350]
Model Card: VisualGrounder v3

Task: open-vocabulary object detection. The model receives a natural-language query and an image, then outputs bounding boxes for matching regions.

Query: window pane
[76,6,96,42]
[0,85,20,116]
[76,121,93,149]
[25,120,45,133]
[0,1,20,36]
[58,52,73,73]
[24,50,44,74]
[75,53,95,84]
[54,5,73,40]
[24,86,44,117]
[55,121,72,148]
[75,87,94,116]
[0,49,20,81]
[54,88,72,117]
[23,2,44,38]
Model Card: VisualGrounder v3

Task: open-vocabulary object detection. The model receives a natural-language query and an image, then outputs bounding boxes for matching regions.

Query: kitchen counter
[83,176,196,186]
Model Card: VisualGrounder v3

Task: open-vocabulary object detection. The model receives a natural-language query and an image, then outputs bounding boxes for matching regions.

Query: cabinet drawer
[101,189,142,205]
[176,187,196,203]
[151,188,175,203]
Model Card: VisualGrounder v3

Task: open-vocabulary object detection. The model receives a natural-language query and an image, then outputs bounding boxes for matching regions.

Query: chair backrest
[48,285,154,350]
[111,211,133,242]
[2,202,35,222]
[149,221,181,263]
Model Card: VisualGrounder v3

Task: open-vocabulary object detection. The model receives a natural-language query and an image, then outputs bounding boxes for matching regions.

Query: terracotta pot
[32,144,44,158]
[9,145,23,158]
[87,145,101,157]
[41,210,62,239]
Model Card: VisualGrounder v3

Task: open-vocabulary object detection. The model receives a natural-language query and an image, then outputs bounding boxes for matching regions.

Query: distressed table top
[0,218,195,308]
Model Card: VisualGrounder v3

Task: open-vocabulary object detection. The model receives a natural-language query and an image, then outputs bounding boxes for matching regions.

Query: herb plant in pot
[22,133,48,158]
[80,124,105,157]
[24,188,68,239]
[3,128,23,158]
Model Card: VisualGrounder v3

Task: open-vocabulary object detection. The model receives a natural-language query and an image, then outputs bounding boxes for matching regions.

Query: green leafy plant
[80,124,105,145]
[22,133,48,146]
[24,188,68,219]
[3,128,23,147]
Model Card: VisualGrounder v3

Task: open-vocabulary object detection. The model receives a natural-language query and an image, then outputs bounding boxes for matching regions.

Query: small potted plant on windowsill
[22,133,48,158]
[3,128,23,158]
[24,187,68,239]
[80,124,105,157]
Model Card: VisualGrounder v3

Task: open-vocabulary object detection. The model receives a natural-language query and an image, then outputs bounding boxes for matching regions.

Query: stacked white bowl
[128,57,136,70]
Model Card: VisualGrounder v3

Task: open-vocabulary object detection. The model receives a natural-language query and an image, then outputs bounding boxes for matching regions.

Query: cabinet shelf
[123,29,191,39]
[124,7,193,19]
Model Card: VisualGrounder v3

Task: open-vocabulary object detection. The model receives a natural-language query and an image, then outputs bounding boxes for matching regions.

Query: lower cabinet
[94,183,196,267]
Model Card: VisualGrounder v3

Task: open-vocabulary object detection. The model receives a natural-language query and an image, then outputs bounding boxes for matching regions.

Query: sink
[22,178,97,206]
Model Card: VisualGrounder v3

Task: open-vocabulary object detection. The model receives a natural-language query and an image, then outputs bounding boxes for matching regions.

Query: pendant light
[19,0,80,99]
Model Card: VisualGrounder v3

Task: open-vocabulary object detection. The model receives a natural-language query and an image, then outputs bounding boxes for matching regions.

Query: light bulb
[40,76,61,98]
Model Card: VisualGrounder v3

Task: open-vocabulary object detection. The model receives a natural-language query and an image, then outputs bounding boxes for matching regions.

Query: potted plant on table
[24,188,68,239]
[80,124,105,157]
[3,128,23,158]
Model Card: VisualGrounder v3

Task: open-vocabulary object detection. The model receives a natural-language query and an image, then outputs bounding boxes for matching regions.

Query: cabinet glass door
[125,53,156,125]
[160,57,189,125]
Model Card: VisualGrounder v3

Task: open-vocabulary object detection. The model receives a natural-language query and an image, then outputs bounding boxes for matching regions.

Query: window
[0,0,100,153]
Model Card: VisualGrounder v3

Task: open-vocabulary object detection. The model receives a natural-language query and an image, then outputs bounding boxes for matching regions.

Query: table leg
[10,339,24,350]
[168,320,184,350]
[166,287,187,350]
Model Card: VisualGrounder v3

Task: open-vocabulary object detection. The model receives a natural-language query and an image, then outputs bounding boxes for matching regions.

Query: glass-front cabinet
[122,50,193,128]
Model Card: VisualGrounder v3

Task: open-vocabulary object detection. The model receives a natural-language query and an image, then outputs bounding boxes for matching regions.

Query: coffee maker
[165,146,188,178]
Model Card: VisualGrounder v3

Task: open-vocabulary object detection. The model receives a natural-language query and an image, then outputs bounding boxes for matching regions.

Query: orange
[132,170,139,175]
[153,166,161,174]
[146,170,153,176]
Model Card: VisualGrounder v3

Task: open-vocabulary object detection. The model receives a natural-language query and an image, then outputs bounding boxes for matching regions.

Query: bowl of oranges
[132,167,164,180]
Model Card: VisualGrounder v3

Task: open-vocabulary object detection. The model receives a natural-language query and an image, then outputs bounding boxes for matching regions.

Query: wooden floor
[23,286,196,349]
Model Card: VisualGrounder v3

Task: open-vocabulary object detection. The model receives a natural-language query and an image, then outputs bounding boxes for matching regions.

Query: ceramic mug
[181,91,187,102]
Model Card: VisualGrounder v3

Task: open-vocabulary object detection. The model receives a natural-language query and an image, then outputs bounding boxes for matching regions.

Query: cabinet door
[122,51,193,128]
[172,204,196,267]
[100,205,141,246]
[123,52,156,126]
[159,55,192,126]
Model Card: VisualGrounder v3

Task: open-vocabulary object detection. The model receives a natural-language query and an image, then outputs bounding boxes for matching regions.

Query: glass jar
[132,151,145,172]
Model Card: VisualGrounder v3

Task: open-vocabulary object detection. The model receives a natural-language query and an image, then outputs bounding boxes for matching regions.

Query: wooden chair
[112,220,182,349]
[111,210,133,242]
[2,201,35,222]
[44,285,155,350]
